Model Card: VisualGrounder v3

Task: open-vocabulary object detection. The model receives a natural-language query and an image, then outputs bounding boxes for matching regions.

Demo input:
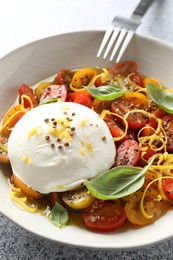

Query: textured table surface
[1,0,173,259]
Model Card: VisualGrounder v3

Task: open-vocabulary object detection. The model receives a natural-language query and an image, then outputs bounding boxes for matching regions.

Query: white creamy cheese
[8,102,116,193]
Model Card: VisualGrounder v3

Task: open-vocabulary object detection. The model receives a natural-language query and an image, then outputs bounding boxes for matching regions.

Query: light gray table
[1,0,173,259]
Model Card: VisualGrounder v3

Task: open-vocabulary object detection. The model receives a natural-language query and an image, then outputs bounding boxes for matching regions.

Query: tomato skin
[71,68,96,89]
[115,140,141,166]
[162,179,173,200]
[18,84,38,108]
[1,105,25,137]
[12,174,43,199]
[104,115,136,142]
[67,90,93,108]
[0,137,9,163]
[127,112,148,130]
[93,99,111,114]
[162,115,173,152]
[104,116,126,139]
[141,145,157,161]
[152,108,167,118]
[129,73,144,87]
[56,69,74,87]
[125,188,167,226]
[94,76,106,87]
[82,200,126,232]
[109,61,137,77]
[40,85,67,102]
[74,94,93,109]
[111,93,148,130]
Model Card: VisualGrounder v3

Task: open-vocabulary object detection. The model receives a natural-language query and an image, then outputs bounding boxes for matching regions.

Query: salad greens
[147,83,173,114]
[84,85,126,101]
[48,202,69,228]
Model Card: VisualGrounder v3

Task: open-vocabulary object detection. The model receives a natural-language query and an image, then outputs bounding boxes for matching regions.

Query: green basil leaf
[48,202,69,228]
[84,85,126,101]
[85,157,154,200]
[39,98,58,105]
[147,83,173,114]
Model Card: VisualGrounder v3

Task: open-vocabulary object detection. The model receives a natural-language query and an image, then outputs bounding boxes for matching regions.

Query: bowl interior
[1,31,173,249]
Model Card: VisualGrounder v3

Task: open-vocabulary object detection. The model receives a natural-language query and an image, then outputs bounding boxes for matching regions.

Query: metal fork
[97,0,155,62]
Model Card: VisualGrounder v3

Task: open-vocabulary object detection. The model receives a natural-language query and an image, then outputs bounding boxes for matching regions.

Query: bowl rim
[1,30,173,250]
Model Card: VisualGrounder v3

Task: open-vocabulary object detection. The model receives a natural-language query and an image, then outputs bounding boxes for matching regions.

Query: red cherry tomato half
[82,200,126,232]
[141,145,157,161]
[0,137,9,163]
[94,76,105,87]
[109,61,137,77]
[162,178,173,200]
[56,69,74,87]
[40,85,67,102]
[18,84,38,108]
[127,112,148,130]
[129,73,144,87]
[74,94,93,109]
[115,140,141,166]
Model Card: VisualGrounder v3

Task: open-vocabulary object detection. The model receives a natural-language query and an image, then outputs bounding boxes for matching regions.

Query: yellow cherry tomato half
[143,77,161,88]
[125,188,167,226]
[71,68,96,89]
[61,187,95,210]
[123,92,148,109]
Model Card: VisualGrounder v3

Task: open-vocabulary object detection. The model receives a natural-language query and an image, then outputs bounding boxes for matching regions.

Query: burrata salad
[1,60,173,232]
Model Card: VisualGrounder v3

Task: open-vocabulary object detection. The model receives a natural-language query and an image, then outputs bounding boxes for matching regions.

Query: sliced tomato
[151,107,167,118]
[18,84,38,108]
[1,105,25,137]
[141,144,157,161]
[123,92,148,109]
[82,200,126,232]
[61,187,95,210]
[129,73,144,87]
[71,68,96,89]
[74,94,93,109]
[12,174,43,199]
[111,92,148,129]
[93,99,111,114]
[141,117,158,137]
[104,115,135,141]
[94,76,107,87]
[162,115,173,152]
[109,61,137,77]
[127,112,148,130]
[56,69,74,87]
[162,178,173,200]
[115,140,141,166]
[125,188,167,226]
[143,77,161,88]
[40,85,67,102]
[0,137,9,163]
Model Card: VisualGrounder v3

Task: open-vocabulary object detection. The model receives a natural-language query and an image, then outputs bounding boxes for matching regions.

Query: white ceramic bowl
[1,31,173,249]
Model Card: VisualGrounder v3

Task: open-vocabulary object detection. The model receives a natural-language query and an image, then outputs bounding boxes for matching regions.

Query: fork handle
[133,0,155,18]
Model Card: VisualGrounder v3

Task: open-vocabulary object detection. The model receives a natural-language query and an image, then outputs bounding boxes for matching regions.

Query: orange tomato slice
[1,104,25,137]
[71,68,96,89]
[123,92,148,109]
[12,174,43,199]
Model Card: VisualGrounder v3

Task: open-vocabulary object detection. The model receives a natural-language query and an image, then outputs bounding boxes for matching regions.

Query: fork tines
[97,16,140,62]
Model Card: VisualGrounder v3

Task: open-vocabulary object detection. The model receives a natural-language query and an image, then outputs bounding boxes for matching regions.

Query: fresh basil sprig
[85,157,154,200]
[48,202,69,228]
[84,85,126,101]
[147,83,173,114]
